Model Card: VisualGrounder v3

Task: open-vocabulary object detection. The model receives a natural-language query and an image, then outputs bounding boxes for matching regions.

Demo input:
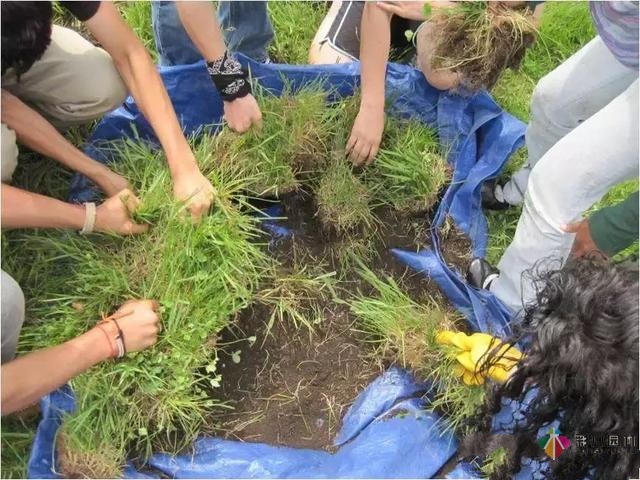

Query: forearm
[113,45,196,176]
[1,185,85,230]
[1,328,109,414]
[86,4,198,179]
[359,3,392,110]
[176,2,226,61]
[1,90,114,183]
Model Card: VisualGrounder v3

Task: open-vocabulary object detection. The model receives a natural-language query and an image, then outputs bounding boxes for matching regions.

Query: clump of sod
[256,263,338,334]
[348,264,485,436]
[368,118,449,215]
[210,84,337,198]
[349,263,455,370]
[427,1,538,91]
[9,138,270,476]
[315,158,377,237]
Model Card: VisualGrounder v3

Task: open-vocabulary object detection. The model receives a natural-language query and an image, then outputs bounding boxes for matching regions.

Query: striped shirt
[590,1,639,70]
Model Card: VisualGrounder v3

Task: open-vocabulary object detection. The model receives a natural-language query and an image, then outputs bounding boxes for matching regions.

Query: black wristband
[207,51,251,102]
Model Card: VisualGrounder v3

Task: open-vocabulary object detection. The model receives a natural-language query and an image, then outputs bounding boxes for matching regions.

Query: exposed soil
[439,216,474,277]
[209,191,471,451]
[213,303,380,449]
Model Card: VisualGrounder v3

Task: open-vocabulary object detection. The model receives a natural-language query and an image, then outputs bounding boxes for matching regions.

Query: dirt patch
[439,216,474,276]
[209,191,463,450]
[213,303,379,449]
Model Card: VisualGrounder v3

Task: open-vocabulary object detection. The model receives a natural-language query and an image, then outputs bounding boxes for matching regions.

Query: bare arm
[1,328,110,414]
[1,185,148,234]
[2,185,86,230]
[1,300,160,415]
[0,90,127,197]
[359,2,392,120]
[346,3,392,166]
[532,3,545,27]
[175,2,263,133]
[84,3,214,221]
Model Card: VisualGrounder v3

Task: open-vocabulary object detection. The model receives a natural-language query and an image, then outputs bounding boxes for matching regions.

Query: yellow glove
[436,331,523,385]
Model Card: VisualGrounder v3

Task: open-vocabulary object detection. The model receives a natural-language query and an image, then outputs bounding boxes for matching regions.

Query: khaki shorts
[1,25,127,182]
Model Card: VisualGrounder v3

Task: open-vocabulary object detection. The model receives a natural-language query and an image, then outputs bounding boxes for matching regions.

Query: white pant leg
[492,79,639,313]
[501,36,637,205]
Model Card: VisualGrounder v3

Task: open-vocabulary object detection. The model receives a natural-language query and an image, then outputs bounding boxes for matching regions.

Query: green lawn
[2,2,636,477]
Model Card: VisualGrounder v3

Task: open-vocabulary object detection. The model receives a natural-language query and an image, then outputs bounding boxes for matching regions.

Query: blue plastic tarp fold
[27,57,533,478]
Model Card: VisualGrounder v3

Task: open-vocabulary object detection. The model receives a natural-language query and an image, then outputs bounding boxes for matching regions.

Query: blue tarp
[28,57,535,478]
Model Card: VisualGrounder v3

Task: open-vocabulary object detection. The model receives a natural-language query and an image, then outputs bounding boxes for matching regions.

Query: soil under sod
[210,191,473,453]
[213,302,380,449]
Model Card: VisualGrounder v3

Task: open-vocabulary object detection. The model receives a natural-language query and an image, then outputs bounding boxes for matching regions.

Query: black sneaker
[467,258,499,290]
[481,179,512,211]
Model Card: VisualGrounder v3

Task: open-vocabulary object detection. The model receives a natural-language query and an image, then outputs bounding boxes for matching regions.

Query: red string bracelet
[95,324,116,359]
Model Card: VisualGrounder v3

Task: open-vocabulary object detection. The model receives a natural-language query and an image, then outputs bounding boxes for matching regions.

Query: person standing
[469,1,639,314]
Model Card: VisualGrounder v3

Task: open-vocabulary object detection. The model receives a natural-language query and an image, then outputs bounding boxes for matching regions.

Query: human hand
[487,1,527,12]
[347,104,385,166]
[562,219,603,258]
[436,331,523,385]
[375,1,431,20]
[93,167,130,198]
[376,1,457,19]
[173,167,216,222]
[224,94,263,133]
[104,300,161,354]
[95,189,149,235]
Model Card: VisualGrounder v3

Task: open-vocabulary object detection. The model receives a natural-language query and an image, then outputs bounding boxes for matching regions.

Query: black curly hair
[1,1,53,78]
[468,257,639,480]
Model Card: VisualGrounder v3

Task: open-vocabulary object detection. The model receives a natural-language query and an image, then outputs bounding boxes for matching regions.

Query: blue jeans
[151,1,274,66]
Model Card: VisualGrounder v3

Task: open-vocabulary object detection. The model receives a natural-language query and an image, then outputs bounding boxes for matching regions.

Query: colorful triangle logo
[538,428,571,460]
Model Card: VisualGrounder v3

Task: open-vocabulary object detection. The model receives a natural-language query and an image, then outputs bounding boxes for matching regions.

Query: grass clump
[267,2,329,64]
[210,85,335,197]
[7,139,270,476]
[428,1,538,92]
[349,265,485,435]
[1,416,37,479]
[370,119,449,215]
[349,264,452,370]
[316,159,377,237]
[256,263,338,335]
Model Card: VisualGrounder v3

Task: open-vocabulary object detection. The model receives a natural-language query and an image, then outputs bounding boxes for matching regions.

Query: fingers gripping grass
[10,141,270,475]
[210,85,337,198]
